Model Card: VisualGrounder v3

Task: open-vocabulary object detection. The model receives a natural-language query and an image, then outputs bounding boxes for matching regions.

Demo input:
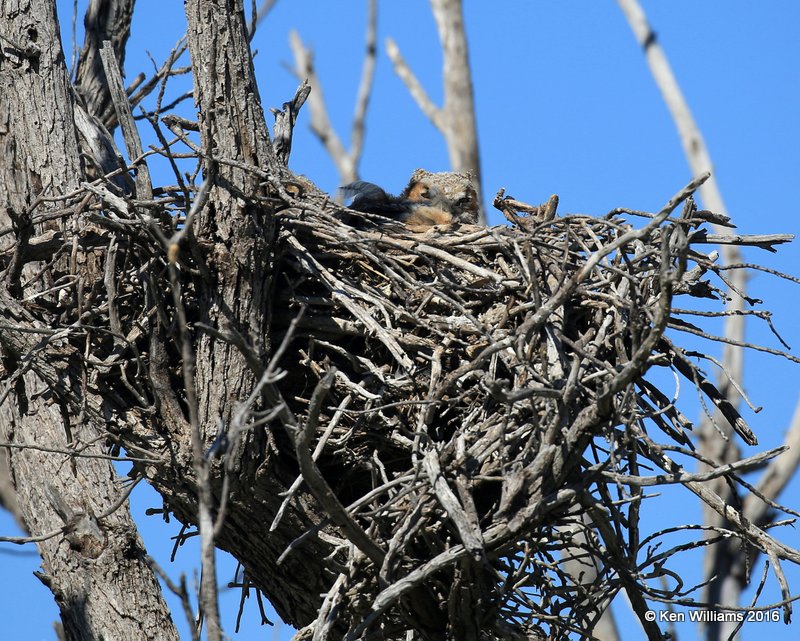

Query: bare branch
[616,4,764,637]
[167,257,222,641]
[745,398,800,525]
[74,0,136,129]
[288,369,386,565]
[272,80,312,166]
[616,0,728,227]
[387,0,483,219]
[99,42,153,199]
[288,3,378,185]
[350,0,378,175]
[248,0,279,39]
[385,37,443,129]
[289,31,352,180]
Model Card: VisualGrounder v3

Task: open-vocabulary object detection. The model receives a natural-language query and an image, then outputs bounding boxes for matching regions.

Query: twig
[166,259,222,638]
[288,369,386,565]
[385,37,442,129]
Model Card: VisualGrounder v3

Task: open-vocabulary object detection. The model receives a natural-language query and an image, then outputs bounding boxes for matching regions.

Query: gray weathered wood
[0,2,179,639]
[74,0,136,129]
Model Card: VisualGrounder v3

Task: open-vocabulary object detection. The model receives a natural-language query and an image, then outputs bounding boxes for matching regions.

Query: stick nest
[266,175,797,639]
[4,167,798,640]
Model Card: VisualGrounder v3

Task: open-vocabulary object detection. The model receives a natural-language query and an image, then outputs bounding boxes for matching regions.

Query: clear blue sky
[2,2,799,639]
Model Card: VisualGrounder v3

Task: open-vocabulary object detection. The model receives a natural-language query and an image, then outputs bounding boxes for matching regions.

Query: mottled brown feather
[341,169,479,231]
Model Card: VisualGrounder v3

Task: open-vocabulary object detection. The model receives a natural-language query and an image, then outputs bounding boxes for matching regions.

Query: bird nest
[266,174,797,639]
[3,165,797,640]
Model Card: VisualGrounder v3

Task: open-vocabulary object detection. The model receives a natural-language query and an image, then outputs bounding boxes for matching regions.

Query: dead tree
[288,0,377,185]
[618,3,800,639]
[2,2,800,640]
[387,0,483,221]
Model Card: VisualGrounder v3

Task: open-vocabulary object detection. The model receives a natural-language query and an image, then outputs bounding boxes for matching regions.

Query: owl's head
[402,169,479,225]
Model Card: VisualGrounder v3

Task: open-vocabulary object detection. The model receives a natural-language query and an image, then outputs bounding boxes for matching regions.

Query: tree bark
[138,0,337,628]
[0,1,179,639]
[183,0,276,439]
[74,0,136,129]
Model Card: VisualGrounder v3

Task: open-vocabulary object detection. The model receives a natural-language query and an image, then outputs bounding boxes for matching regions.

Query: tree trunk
[0,1,179,639]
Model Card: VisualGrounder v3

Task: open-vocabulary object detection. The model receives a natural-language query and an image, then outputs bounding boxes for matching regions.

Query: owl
[340,169,479,231]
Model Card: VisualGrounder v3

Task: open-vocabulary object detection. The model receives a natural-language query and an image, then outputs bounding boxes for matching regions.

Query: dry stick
[582,496,666,641]
[98,42,153,200]
[285,235,414,371]
[166,261,222,639]
[0,476,141,544]
[745,398,800,526]
[289,368,386,565]
[599,445,787,487]
[662,337,756,445]
[725,561,771,641]
[128,38,189,111]
[694,232,793,252]
[361,231,505,282]
[429,174,707,413]
[347,488,579,640]
[646,442,800,605]
[0,440,159,464]
[272,80,311,166]
[270,394,351,532]
[168,172,214,252]
[311,569,349,641]
[668,321,800,366]
[422,448,484,559]
[146,555,201,641]
[767,547,792,624]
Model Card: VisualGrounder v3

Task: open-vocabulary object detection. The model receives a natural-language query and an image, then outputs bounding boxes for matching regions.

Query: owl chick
[340,169,479,232]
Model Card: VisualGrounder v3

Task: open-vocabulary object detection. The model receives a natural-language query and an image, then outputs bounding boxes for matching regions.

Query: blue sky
[2,2,799,639]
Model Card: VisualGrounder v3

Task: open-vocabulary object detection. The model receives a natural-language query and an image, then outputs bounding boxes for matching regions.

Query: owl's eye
[455,196,471,206]
[418,189,431,199]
